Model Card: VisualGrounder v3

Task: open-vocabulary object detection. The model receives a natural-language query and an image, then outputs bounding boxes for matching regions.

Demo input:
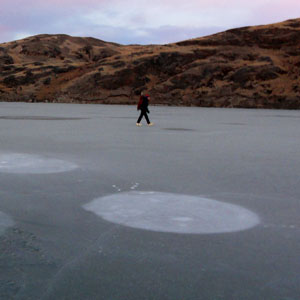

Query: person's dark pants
[137,110,150,124]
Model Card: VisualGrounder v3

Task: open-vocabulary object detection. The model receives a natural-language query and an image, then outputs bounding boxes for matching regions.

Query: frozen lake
[0,102,299,299]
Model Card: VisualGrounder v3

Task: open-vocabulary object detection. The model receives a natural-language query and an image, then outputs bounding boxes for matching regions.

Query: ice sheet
[0,211,14,235]
[0,153,78,174]
[83,191,260,234]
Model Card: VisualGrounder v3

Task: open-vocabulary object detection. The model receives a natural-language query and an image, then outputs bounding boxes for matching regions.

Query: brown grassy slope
[1,18,300,108]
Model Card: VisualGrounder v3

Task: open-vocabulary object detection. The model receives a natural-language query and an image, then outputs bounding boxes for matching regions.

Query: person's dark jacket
[137,96,150,113]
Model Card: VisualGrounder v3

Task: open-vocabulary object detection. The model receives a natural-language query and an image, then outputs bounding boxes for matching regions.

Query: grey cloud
[88,25,226,45]
[0,0,224,45]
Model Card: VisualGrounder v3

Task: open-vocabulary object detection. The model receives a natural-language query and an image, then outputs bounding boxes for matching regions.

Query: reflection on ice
[83,191,260,234]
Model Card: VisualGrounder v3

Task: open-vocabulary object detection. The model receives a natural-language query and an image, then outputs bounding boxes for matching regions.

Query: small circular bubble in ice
[83,191,260,234]
[0,211,14,236]
[0,153,78,174]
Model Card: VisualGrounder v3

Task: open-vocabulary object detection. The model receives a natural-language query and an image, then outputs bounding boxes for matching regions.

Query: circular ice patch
[0,153,78,174]
[0,116,87,120]
[83,191,260,234]
[0,211,14,235]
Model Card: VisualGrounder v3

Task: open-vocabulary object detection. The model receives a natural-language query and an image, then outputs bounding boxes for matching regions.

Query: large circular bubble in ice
[0,153,78,174]
[0,211,14,235]
[83,191,260,234]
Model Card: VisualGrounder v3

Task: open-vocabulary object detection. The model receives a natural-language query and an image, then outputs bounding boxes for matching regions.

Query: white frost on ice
[0,211,14,235]
[112,185,122,192]
[130,182,140,190]
[0,153,78,174]
[83,191,260,234]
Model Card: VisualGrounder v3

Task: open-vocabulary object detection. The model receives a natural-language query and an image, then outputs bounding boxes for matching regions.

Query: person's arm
[147,96,150,113]
[137,96,142,110]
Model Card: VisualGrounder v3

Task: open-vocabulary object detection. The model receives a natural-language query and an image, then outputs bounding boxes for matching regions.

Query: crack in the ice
[40,225,119,300]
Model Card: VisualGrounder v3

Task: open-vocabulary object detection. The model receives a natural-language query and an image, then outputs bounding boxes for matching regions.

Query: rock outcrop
[1,19,300,108]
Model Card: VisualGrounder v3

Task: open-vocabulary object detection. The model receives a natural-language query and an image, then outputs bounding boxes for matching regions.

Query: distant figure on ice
[136,92,154,126]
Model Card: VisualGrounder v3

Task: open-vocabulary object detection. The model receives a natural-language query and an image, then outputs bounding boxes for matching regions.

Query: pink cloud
[0,0,300,44]
[228,0,300,28]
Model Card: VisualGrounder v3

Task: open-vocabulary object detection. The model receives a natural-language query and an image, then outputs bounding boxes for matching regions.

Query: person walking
[136,93,154,126]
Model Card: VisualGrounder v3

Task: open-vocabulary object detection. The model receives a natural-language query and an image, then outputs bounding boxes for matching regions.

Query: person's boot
[148,122,154,126]
[136,123,142,126]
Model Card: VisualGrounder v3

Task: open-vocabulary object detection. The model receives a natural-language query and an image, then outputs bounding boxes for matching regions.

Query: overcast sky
[0,0,299,44]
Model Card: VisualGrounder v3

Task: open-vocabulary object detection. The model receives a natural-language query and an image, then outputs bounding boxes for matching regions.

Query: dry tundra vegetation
[1,18,300,108]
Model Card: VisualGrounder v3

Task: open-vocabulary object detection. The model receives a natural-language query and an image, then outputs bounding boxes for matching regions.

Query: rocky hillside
[1,18,300,108]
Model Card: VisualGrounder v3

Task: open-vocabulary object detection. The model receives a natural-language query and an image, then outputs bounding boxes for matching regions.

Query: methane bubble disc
[83,191,260,234]
[0,211,14,236]
[0,153,78,174]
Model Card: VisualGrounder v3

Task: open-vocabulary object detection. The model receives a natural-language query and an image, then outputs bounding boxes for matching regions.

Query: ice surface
[83,191,260,234]
[0,103,299,299]
[0,153,78,174]
[0,211,14,235]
